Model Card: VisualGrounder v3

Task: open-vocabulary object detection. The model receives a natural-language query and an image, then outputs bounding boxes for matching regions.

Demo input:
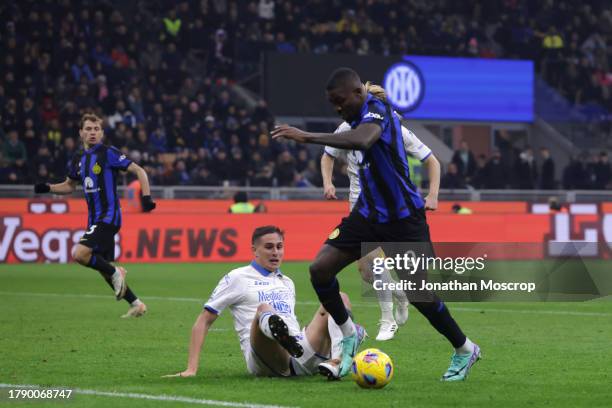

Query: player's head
[364,81,387,102]
[234,191,248,203]
[79,113,104,148]
[326,67,365,123]
[252,225,284,271]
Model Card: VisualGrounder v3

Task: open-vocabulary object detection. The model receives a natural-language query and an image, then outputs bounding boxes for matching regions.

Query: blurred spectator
[229,192,255,213]
[451,140,477,182]
[228,149,248,184]
[274,151,297,186]
[539,148,556,189]
[193,167,220,186]
[3,130,27,164]
[480,150,508,189]
[71,55,94,83]
[452,203,473,214]
[440,162,466,189]
[548,197,566,213]
[515,148,538,189]
[541,26,564,87]
[563,156,588,189]
[259,0,275,20]
[593,151,611,189]
[162,9,182,40]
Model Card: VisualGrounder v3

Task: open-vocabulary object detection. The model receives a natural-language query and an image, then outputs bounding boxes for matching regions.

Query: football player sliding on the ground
[164,225,366,378]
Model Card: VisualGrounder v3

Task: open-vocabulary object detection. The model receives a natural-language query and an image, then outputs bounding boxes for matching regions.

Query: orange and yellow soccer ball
[350,348,394,389]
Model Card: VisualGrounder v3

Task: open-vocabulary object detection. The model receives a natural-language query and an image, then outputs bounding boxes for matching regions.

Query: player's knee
[309,261,330,284]
[357,262,373,284]
[255,303,272,317]
[73,246,90,265]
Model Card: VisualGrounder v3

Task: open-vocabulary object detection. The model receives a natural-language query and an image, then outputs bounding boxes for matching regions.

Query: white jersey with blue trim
[204,262,299,356]
[324,121,432,209]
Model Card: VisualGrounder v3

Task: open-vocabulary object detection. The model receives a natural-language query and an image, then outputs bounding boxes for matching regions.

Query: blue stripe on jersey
[353,94,424,223]
[88,152,103,222]
[387,107,424,211]
[102,165,116,224]
[80,154,93,227]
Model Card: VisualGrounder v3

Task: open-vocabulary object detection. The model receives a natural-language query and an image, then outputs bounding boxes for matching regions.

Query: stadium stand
[0,0,610,189]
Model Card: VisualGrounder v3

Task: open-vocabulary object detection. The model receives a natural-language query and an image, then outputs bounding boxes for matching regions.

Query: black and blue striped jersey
[350,93,425,223]
[68,144,132,228]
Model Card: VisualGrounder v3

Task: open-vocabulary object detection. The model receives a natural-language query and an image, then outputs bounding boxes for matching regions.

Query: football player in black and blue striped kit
[34,113,156,318]
[272,68,480,381]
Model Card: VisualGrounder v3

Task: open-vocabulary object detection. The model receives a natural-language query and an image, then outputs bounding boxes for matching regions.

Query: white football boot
[111,266,127,300]
[375,319,398,341]
[121,301,147,318]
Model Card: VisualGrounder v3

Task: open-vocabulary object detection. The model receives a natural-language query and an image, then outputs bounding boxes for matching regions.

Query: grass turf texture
[1,263,611,408]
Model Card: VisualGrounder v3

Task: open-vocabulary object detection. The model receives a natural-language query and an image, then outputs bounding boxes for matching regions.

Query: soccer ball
[350,348,394,389]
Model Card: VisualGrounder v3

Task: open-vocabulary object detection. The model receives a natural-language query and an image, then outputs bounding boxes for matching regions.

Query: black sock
[100,277,138,304]
[412,298,466,348]
[311,277,349,326]
[123,287,137,304]
[86,254,115,278]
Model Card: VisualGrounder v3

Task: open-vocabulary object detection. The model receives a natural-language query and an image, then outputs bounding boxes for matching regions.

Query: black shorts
[79,222,119,261]
[326,209,437,301]
[326,209,431,250]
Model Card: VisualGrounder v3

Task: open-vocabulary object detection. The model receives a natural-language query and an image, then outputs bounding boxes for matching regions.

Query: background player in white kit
[321,83,441,341]
[164,225,365,378]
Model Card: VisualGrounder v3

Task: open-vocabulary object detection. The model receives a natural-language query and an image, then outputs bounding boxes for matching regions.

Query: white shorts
[245,328,330,377]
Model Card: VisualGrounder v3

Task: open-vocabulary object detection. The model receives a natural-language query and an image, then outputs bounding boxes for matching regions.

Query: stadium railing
[1,185,611,203]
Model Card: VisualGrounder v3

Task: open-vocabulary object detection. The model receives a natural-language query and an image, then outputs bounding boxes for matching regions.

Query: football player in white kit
[321,82,441,341]
[164,225,365,378]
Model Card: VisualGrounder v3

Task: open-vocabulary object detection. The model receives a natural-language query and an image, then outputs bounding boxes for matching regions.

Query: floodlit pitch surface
[1,263,610,408]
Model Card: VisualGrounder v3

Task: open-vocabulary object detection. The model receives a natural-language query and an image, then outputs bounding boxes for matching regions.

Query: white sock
[131,299,142,307]
[374,268,395,321]
[379,301,394,321]
[339,316,356,337]
[455,338,475,355]
[327,316,344,359]
[393,285,409,305]
[258,312,275,340]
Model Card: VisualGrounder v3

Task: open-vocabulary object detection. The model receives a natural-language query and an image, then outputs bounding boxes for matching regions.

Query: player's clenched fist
[142,195,156,212]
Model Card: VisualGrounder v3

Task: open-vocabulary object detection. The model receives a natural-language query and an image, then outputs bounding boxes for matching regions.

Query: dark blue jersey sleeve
[107,146,133,170]
[67,153,81,181]
[359,97,387,129]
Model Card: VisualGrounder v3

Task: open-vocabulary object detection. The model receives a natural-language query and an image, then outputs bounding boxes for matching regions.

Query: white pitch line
[0,291,610,317]
[0,383,297,408]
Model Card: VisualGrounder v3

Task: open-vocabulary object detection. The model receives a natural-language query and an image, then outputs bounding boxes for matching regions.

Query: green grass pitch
[1,263,611,407]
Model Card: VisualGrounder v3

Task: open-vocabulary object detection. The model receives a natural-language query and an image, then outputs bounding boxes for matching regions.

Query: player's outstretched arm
[423,155,441,210]
[34,178,78,195]
[126,162,156,212]
[163,310,218,377]
[271,123,381,150]
[320,153,337,200]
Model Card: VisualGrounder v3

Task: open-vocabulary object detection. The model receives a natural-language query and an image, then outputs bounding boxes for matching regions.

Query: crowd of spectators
[0,0,327,187]
[442,141,611,190]
[1,0,611,190]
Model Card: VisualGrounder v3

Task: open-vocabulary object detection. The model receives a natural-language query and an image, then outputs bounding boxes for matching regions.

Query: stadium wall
[1,200,611,263]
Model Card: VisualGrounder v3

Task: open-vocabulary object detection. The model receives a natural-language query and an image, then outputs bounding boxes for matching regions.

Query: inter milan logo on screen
[383,61,424,112]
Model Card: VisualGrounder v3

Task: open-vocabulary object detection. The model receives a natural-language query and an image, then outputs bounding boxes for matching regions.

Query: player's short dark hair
[252,225,284,245]
[79,113,103,129]
[326,67,362,91]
